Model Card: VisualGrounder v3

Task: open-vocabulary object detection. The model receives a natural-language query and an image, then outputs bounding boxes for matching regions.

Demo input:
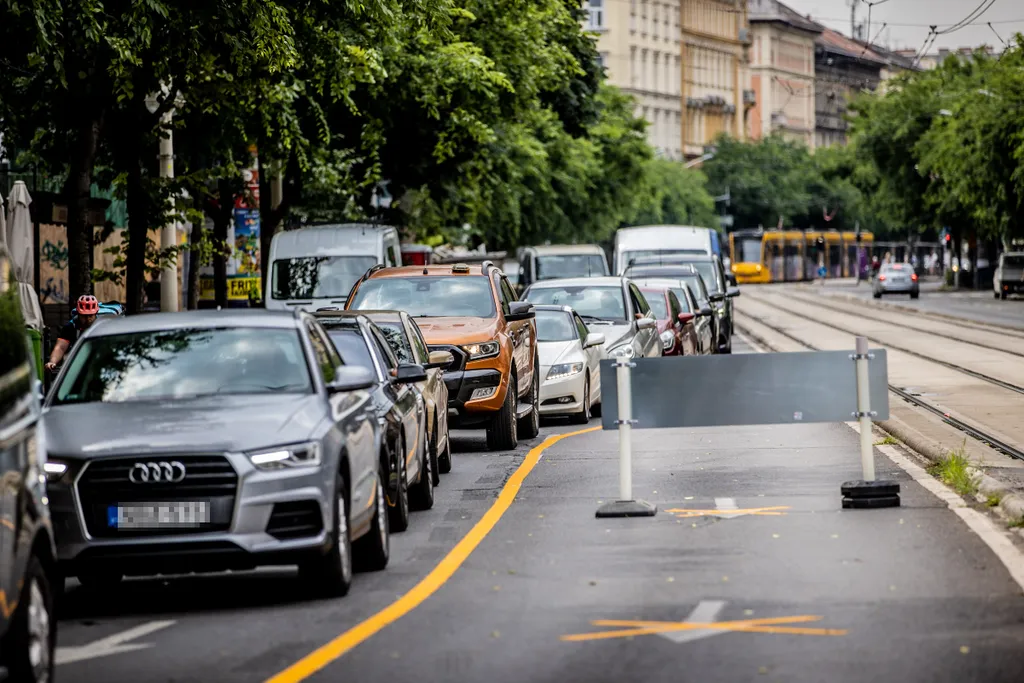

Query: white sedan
[533,305,605,423]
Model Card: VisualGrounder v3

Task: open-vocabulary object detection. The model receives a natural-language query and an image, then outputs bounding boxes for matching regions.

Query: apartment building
[814,28,884,148]
[680,0,750,159]
[746,0,820,148]
[585,0,684,159]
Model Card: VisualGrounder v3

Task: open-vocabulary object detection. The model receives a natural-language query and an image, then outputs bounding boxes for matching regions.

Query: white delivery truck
[265,223,401,311]
[613,225,722,275]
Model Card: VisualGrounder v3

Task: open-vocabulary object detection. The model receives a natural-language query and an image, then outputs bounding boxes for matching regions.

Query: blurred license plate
[107,502,210,529]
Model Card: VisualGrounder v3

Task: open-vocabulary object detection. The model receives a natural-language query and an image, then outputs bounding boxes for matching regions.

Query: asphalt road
[794,278,1024,331]
[55,336,1024,683]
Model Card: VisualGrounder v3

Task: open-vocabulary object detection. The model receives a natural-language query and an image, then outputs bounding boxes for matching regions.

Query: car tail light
[911,273,918,281]
[878,275,886,281]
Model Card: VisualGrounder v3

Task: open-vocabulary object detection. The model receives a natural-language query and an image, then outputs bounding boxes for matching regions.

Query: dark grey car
[0,247,57,683]
[42,310,398,597]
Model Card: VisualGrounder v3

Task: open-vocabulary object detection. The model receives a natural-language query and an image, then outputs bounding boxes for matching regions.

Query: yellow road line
[664,506,791,517]
[561,615,846,642]
[266,426,600,683]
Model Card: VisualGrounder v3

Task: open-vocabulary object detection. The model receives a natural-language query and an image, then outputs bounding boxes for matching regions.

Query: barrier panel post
[841,336,900,508]
[596,358,656,518]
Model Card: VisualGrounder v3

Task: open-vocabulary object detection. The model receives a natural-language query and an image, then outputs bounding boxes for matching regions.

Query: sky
[781,0,1024,54]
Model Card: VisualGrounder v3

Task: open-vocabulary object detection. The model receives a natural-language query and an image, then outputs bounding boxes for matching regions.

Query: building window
[598,52,608,70]
[641,49,648,90]
[630,0,637,32]
[641,0,648,35]
[674,56,681,95]
[653,51,660,92]
[653,4,659,39]
[586,0,604,30]
[630,46,638,86]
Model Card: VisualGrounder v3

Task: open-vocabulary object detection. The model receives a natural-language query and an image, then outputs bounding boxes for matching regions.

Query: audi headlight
[660,330,675,350]
[546,362,584,380]
[248,442,322,470]
[608,345,635,358]
[463,340,500,360]
[43,460,69,484]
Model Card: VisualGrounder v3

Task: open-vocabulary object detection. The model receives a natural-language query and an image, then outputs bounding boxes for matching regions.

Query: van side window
[386,244,399,267]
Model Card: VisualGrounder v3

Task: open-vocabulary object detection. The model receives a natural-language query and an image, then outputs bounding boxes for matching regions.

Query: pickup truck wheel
[3,556,56,683]
[486,379,518,451]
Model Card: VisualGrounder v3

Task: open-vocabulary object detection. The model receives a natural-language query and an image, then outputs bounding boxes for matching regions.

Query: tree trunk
[213,179,231,308]
[64,116,103,304]
[125,161,150,314]
[186,222,201,310]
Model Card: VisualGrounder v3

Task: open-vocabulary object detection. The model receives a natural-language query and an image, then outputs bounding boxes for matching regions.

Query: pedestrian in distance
[45,295,99,372]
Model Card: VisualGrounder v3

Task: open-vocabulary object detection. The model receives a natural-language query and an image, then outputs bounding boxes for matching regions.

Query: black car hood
[43,394,325,459]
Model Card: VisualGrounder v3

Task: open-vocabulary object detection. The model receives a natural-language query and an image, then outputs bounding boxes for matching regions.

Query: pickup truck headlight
[249,442,321,470]
[608,345,635,358]
[463,341,500,360]
[547,362,584,380]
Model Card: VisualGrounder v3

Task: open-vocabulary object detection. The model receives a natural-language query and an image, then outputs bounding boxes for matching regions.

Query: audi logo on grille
[128,461,187,484]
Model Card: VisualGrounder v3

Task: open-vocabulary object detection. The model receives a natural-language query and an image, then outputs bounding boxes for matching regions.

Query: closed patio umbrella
[5,181,44,330]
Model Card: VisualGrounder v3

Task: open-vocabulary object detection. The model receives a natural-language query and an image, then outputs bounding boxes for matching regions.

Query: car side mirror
[699,306,714,317]
[392,363,428,384]
[709,292,726,303]
[636,317,657,330]
[327,366,376,393]
[727,286,741,298]
[677,312,695,324]
[726,274,738,286]
[424,350,454,370]
[506,301,535,322]
[584,332,605,348]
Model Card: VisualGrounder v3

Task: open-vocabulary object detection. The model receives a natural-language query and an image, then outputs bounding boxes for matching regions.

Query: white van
[517,244,609,289]
[614,225,721,275]
[265,223,401,311]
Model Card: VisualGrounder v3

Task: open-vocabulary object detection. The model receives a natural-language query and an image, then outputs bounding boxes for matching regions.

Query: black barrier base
[596,500,657,518]
[841,480,901,509]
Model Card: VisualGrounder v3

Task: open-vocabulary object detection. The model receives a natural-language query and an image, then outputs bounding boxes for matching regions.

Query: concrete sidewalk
[333,422,1024,683]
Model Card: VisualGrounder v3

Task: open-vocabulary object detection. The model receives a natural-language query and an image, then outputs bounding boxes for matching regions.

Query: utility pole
[158,109,178,313]
[849,0,857,39]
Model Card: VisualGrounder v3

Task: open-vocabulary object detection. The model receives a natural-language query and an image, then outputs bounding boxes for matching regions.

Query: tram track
[736,308,1024,463]
[783,289,1024,357]
[744,290,1024,398]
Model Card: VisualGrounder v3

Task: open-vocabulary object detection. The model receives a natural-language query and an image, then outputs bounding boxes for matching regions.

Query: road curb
[877,417,1024,524]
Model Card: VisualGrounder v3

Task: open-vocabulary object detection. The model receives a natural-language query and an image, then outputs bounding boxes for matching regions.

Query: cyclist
[45,295,99,372]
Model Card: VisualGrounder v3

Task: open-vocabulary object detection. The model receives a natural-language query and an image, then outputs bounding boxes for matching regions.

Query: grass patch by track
[927,441,979,497]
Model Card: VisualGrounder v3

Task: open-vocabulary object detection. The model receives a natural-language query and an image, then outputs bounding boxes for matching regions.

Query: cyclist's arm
[45,338,70,371]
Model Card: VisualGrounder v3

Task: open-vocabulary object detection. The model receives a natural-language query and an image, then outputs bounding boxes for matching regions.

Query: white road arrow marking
[713,497,745,518]
[56,620,176,665]
[657,600,727,644]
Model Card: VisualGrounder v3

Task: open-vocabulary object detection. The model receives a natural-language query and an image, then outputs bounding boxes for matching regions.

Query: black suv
[0,246,57,682]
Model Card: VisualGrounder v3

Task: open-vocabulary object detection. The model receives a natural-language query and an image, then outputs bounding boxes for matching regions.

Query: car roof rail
[362,263,386,282]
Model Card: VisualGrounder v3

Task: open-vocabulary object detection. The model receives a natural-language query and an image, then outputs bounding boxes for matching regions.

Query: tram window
[735,238,762,263]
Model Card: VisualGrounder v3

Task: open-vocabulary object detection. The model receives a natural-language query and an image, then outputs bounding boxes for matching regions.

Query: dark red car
[640,286,699,356]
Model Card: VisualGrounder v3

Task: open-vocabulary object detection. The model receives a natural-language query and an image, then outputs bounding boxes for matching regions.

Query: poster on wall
[198,146,262,304]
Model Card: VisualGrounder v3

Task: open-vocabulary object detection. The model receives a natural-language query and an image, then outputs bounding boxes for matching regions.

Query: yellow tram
[728,229,874,284]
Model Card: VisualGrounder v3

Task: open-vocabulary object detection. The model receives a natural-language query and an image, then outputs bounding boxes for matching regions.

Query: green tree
[626,159,717,228]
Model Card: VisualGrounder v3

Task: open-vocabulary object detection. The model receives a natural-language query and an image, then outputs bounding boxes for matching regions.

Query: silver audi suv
[42,309,405,597]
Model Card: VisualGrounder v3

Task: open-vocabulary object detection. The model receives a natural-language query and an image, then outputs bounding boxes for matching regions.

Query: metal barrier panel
[599,351,889,430]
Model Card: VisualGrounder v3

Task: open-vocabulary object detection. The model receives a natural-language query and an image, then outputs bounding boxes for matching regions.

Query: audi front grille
[77,455,238,538]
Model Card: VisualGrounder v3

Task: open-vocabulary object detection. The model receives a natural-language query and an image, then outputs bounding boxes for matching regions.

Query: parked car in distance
[346,261,540,451]
[533,305,604,423]
[517,244,610,290]
[266,224,402,312]
[43,310,388,598]
[522,276,661,360]
[314,313,434,529]
[1,246,58,683]
[319,309,453,478]
[624,257,738,353]
[639,286,698,356]
[633,277,715,355]
[873,263,919,299]
[993,252,1024,300]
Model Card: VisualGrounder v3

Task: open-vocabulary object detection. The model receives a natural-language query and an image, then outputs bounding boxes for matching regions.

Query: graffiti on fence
[40,277,68,304]
[41,239,68,269]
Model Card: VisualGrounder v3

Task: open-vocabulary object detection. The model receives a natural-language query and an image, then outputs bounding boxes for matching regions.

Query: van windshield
[272,256,377,300]
[622,249,706,270]
[535,255,607,280]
